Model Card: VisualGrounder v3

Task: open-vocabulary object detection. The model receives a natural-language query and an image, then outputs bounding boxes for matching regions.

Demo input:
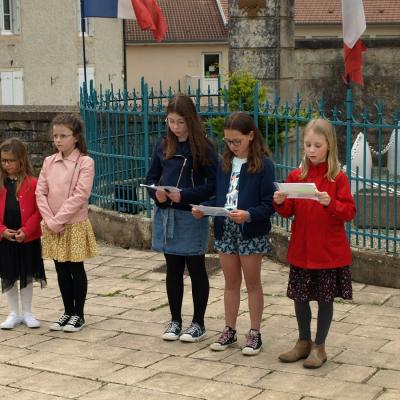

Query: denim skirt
[152,206,209,256]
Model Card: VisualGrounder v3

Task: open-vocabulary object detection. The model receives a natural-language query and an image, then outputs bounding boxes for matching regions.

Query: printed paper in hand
[140,184,181,193]
[274,182,318,200]
[190,204,231,217]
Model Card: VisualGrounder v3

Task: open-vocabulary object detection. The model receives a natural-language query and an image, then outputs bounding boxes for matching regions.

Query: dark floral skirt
[287,265,352,303]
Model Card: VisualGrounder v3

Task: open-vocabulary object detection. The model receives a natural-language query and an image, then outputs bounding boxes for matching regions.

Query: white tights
[5,282,33,316]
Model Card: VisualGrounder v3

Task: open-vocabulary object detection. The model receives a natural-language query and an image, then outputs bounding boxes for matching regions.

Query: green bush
[207,71,291,152]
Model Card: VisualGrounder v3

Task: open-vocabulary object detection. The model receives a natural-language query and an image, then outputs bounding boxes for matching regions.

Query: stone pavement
[1,242,400,400]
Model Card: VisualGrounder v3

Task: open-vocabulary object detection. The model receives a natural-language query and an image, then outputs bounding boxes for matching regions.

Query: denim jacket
[145,137,218,211]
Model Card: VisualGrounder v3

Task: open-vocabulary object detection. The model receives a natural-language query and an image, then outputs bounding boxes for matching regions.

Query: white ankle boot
[22,312,40,328]
[0,312,22,329]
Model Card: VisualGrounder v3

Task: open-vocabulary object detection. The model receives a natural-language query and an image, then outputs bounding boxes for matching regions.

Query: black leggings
[54,261,87,318]
[295,301,334,345]
[164,254,209,327]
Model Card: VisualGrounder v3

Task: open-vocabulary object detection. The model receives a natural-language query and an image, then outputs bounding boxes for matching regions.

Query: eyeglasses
[223,138,242,147]
[165,118,186,127]
[1,158,17,165]
[52,134,73,141]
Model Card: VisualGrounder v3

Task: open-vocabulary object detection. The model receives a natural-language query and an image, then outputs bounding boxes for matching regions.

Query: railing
[80,79,400,255]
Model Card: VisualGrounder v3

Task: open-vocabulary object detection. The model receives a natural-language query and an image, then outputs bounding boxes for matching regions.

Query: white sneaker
[22,312,41,328]
[0,313,22,330]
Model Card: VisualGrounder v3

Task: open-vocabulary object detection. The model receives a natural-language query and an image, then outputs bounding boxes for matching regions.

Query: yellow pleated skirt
[41,219,97,262]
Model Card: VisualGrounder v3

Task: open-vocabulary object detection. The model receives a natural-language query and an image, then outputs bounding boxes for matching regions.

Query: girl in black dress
[0,138,46,329]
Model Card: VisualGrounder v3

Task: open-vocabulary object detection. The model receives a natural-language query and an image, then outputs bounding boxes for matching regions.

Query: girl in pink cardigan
[36,114,96,332]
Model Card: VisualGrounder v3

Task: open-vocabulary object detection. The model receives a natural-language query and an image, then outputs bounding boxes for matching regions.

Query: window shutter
[1,72,14,104]
[12,0,20,34]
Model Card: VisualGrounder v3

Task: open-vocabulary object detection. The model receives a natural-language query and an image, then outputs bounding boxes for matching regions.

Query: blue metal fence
[80,79,399,255]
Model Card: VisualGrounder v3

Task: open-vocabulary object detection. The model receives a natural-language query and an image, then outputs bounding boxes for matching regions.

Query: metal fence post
[142,81,151,217]
[345,86,353,238]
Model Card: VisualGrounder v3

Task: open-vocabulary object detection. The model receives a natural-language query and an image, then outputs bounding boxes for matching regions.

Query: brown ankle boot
[303,343,327,369]
[278,339,312,363]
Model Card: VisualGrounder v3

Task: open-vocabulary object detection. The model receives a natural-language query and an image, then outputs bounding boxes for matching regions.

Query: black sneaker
[210,326,237,351]
[242,329,262,356]
[63,315,85,332]
[179,322,206,342]
[49,314,71,331]
[162,320,182,341]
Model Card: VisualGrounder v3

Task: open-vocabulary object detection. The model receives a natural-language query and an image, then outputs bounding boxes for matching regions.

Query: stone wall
[294,38,400,117]
[0,106,78,175]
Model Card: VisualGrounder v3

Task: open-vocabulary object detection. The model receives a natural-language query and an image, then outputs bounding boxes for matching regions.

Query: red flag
[131,0,167,42]
[343,40,367,86]
[342,0,367,86]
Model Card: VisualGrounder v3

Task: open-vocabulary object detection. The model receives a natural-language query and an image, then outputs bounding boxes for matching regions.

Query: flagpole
[80,0,87,89]
[122,20,127,91]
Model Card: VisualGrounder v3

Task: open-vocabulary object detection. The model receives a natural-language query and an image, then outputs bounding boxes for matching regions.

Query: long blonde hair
[299,118,341,182]
[0,138,34,195]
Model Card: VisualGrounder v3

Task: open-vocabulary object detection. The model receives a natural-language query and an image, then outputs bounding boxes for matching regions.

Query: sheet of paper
[274,182,318,200]
[190,204,231,217]
[140,184,181,193]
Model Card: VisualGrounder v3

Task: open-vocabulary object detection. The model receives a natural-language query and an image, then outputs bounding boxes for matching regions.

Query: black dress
[0,178,46,293]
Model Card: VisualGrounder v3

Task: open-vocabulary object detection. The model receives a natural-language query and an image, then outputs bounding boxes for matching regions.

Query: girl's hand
[2,229,17,241]
[316,190,331,206]
[14,229,26,243]
[167,190,181,203]
[229,209,250,224]
[155,190,168,203]
[273,191,288,205]
[191,207,205,219]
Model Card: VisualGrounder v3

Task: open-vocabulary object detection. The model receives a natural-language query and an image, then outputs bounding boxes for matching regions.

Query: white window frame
[78,67,95,97]
[77,0,94,36]
[0,0,19,35]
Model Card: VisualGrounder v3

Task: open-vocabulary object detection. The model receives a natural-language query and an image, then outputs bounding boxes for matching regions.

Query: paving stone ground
[1,242,400,399]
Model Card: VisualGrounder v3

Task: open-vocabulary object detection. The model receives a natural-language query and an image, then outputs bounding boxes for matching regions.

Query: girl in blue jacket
[145,94,218,343]
[193,112,275,355]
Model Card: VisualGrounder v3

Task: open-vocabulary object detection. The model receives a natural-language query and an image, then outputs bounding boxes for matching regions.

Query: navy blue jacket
[145,137,218,211]
[212,156,275,240]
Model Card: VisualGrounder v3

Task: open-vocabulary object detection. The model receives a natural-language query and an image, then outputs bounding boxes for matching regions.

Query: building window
[1,70,24,105]
[1,0,19,34]
[77,0,94,36]
[203,53,220,78]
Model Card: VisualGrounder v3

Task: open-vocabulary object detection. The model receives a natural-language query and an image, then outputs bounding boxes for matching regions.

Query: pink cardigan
[35,149,94,233]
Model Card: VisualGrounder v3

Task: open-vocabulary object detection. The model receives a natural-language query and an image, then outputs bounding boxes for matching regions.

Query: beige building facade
[126,43,228,94]
[0,0,124,105]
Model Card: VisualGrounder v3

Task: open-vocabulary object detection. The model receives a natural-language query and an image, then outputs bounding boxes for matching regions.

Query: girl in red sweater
[0,138,46,330]
[273,118,356,368]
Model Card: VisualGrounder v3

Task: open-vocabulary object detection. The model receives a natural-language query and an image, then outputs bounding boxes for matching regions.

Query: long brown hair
[163,94,213,170]
[299,118,341,181]
[222,112,271,174]
[50,113,88,155]
[0,138,34,195]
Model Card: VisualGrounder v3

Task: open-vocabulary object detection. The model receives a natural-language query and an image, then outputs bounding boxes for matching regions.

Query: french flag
[83,0,167,42]
[342,0,367,86]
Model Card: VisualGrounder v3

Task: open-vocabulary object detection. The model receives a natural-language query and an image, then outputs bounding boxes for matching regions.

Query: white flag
[342,0,366,49]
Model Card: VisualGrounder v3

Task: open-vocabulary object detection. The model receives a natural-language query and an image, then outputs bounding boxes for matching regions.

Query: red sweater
[0,177,42,243]
[274,163,356,269]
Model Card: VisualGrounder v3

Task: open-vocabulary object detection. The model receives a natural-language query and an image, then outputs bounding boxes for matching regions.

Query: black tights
[54,261,87,318]
[165,254,209,327]
[295,301,334,345]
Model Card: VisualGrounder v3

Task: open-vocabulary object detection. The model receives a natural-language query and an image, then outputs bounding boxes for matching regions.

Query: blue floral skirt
[214,218,271,256]
[287,265,353,303]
